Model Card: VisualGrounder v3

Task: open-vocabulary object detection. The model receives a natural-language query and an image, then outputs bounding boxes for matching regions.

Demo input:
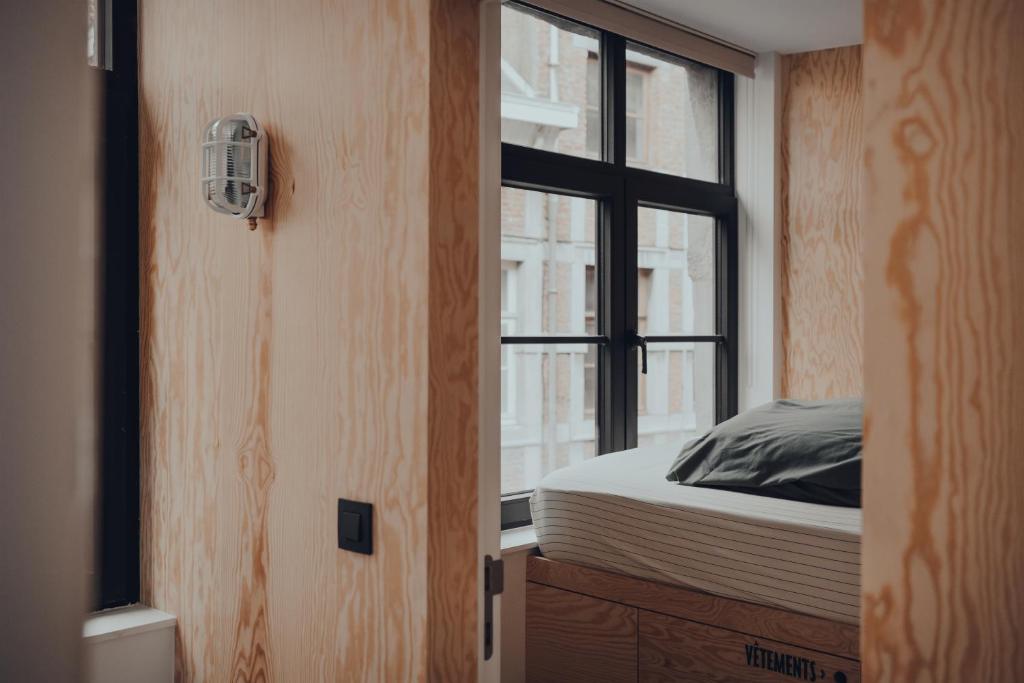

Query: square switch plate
[338,499,373,555]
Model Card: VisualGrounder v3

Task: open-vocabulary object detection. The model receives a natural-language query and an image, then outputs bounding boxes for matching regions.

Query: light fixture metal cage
[201,113,268,219]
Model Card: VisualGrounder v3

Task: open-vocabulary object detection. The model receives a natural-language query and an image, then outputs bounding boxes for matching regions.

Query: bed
[526,442,862,682]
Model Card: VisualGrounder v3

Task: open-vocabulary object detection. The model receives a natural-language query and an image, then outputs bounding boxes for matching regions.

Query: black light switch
[338,499,373,555]
[341,512,361,542]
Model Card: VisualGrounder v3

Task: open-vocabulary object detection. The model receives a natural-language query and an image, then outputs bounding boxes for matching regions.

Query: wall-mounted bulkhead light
[201,113,268,227]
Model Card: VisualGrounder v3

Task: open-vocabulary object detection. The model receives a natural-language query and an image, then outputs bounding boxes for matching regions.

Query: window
[625,66,648,162]
[500,2,737,529]
[501,263,518,421]
[583,265,597,416]
[636,267,652,415]
[636,209,717,447]
[500,3,601,160]
[500,188,599,497]
[585,56,600,156]
[626,42,719,181]
[93,0,140,608]
[587,58,649,161]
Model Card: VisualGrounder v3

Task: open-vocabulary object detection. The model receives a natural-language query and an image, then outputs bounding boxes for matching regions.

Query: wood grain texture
[526,581,638,683]
[527,555,860,660]
[861,0,1024,680]
[780,46,864,399]
[427,0,479,679]
[139,0,478,680]
[639,610,861,683]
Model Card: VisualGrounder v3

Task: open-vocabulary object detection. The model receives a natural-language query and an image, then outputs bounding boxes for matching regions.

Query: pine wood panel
[861,0,1024,680]
[527,555,859,660]
[139,0,478,680]
[639,610,861,683]
[427,0,479,678]
[780,47,864,399]
[526,582,638,683]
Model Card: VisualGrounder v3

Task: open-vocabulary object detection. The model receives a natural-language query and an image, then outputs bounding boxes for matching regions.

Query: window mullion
[599,187,628,454]
[605,33,626,168]
[719,72,736,188]
[622,180,639,449]
[598,33,631,454]
[716,206,739,423]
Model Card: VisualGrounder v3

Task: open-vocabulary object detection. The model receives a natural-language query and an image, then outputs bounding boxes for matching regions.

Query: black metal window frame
[96,0,140,609]
[500,10,738,530]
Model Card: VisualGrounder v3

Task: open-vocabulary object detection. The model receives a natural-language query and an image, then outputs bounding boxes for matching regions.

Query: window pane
[638,341,715,448]
[501,319,515,417]
[501,343,598,495]
[501,187,598,335]
[501,2,602,160]
[625,116,639,160]
[626,43,719,181]
[586,56,600,108]
[637,207,715,335]
[583,265,597,417]
[626,70,644,111]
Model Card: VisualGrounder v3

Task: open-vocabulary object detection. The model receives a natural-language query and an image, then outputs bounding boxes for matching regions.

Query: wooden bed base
[525,555,860,682]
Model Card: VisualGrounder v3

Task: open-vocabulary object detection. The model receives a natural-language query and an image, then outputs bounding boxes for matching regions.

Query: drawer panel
[526,581,637,683]
[639,610,860,683]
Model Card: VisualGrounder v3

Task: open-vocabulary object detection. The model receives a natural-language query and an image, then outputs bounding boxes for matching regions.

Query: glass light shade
[201,113,267,219]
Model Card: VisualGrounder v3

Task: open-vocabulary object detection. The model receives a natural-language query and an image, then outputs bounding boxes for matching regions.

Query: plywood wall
[139,0,478,680]
[861,0,1024,679]
[780,46,864,399]
[427,0,480,677]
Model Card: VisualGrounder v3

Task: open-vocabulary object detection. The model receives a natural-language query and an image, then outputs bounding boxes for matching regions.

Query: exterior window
[636,209,717,447]
[500,2,737,528]
[501,263,518,421]
[625,66,648,161]
[636,268,653,415]
[626,42,719,181]
[500,188,599,496]
[637,267,653,334]
[587,59,649,161]
[583,265,597,416]
[500,3,601,160]
[585,56,600,155]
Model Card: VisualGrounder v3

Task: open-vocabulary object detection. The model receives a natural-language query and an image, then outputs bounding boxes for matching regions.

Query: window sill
[501,525,538,555]
[83,604,176,644]
[84,605,176,683]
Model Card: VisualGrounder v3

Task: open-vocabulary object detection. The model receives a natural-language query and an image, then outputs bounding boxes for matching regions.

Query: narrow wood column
[862,0,1024,679]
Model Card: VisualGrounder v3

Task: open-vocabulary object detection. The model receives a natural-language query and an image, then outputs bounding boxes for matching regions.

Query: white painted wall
[621,0,862,54]
[736,53,783,410]
[0,2,99,680]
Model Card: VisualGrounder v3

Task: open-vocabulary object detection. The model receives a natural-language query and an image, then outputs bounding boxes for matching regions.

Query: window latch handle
[631,331,648,375]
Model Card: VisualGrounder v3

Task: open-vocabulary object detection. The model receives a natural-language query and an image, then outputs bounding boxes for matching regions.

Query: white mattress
[530,443,862,624]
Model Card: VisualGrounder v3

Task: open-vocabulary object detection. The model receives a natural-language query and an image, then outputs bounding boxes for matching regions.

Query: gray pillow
[665,399,862,507]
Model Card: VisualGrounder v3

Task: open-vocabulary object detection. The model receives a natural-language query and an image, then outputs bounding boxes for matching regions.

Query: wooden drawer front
[526,582,638,683]
[526,555,859,660]
[639,610,860,683]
